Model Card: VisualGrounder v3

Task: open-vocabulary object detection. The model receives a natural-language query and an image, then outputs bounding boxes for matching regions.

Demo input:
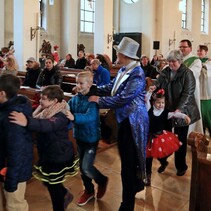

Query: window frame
[201,0,209,34]
[80,0,95,33]
[181,0,187,29]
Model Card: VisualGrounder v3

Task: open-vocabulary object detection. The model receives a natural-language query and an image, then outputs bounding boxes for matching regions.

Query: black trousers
[117,118,141,211]
[45,183,67,211]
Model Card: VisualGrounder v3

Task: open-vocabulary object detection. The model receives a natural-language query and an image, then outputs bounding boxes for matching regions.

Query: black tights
[45,183,67,211]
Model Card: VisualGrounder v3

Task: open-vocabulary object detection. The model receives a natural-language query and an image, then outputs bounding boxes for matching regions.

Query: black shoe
[136,179,145,192]
[157,161,169,173]
[176,170,186,176]
[97,177,109,199]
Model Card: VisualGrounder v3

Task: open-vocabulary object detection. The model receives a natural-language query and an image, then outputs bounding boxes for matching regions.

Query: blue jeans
[77,141,107,193]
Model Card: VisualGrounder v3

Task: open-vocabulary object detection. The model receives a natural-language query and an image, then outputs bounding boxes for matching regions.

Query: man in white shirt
[179,39,203,134]
[197,44,211,136]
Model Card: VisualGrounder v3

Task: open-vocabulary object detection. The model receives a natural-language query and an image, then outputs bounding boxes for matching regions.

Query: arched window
[180,0,187,29]
[39,0,43,27]
[80,0,95,33]
[201,0,209,34]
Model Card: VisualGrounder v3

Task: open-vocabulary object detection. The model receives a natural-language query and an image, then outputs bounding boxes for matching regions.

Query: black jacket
[155,64,200,127]
[64,58,76,68]
[26,112,73,164]
[75,57,87,69]
[141,63,158,79]
[36,67,63,88]
[23,67,41,88]
[0,96,33,192]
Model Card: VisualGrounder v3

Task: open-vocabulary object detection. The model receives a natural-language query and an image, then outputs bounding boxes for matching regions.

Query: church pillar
[13,0,39,71]
[61,0,79,60]
[0,0,5,48]
[94,0,113,59]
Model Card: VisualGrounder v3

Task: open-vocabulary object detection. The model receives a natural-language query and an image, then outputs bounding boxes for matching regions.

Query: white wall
[4,0,211,65]
[116,0,211,58]
[14,0,39,70]
[94,0,113,58]
[0,0,5,48]
[61,0,79,60]
[4,0,13,47]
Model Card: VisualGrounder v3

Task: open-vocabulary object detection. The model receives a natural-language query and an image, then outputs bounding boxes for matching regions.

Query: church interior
[1,0,211,211]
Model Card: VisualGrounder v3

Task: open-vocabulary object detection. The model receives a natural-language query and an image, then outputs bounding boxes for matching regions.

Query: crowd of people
[0,37,210,211]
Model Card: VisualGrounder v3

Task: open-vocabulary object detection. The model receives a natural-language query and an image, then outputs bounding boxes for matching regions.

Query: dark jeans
[118,118,142,211]
[45,183,67,211]
[77,141,107,193]
[159,126,189,171]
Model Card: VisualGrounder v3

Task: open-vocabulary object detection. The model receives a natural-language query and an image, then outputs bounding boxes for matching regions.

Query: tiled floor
[25,142,191,211]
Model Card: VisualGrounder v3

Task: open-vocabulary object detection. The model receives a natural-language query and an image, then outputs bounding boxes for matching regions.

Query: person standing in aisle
[67,71,108,206]
[149,49,200,176]
[179,39,203,134]
[89,37,149,211]
[9,85,78,211]
[197,44,211,136]
[0,74,33,211]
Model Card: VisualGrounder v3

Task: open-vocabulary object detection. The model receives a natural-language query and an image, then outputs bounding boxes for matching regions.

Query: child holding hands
[0,74,33,211]
[145,89,191,186]
[10,85,78,211]
[66,71,108,206]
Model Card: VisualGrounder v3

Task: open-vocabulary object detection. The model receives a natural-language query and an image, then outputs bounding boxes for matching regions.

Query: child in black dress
[145,89,190,186]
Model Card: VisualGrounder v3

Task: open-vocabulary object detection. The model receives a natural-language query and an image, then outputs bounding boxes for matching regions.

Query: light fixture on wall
[30,26,40,41]
[168,31,176,47]
[107,34,113,45]
[169,38,176,47]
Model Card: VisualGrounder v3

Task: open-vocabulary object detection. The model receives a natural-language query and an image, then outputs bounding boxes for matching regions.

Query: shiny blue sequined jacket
[97,65,149,176]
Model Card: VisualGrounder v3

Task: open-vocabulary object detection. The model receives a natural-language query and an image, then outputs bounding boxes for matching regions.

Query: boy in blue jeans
[67,71,108,206]
[0,74,33,211]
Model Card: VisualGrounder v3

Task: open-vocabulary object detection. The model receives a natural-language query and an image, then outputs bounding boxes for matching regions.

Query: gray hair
[91,59,101,66]
[167,50,183,63]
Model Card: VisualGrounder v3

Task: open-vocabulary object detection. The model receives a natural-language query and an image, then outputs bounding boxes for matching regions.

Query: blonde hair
[76,71,93,84]
[5,57,17,71]
[84,66,92,72]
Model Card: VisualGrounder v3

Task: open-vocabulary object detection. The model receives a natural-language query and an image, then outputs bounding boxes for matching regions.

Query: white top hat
[113,37,139,59]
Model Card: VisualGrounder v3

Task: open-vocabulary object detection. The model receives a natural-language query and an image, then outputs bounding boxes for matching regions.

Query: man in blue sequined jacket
[89,37,149,211]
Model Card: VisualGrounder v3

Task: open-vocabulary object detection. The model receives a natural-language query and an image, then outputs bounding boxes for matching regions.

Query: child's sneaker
[77,190,95,206]
[64,188,73,210]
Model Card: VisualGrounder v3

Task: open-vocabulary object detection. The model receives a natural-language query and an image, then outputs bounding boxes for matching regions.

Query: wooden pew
[18,86,73,102]
[16,65,119,90]
[187,132,211,211]
[59,67,119,79]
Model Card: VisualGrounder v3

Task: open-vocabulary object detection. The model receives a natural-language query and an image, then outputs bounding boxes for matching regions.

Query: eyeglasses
[179,46,189,49]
